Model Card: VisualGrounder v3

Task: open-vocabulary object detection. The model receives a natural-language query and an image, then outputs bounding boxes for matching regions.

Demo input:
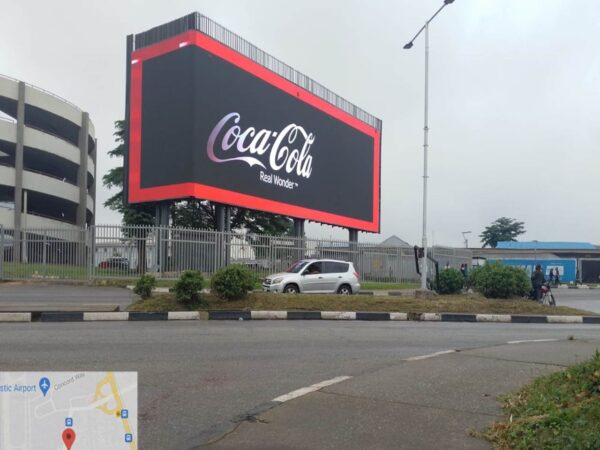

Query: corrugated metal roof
[378,235,412,248]
[497,241,597,250]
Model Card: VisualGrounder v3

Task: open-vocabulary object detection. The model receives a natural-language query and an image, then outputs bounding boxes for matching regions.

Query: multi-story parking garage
[0,74,96,236]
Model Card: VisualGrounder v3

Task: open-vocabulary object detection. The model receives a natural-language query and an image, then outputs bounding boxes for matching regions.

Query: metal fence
[0,225,471,283]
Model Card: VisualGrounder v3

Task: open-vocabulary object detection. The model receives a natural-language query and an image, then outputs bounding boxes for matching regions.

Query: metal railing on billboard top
[0,224,471,283]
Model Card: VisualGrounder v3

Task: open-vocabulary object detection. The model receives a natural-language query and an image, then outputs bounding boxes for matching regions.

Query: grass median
[484,351,600,449]
[126,292,595,316]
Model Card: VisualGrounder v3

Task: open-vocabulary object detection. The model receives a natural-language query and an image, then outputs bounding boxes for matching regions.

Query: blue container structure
[488,259,577,283]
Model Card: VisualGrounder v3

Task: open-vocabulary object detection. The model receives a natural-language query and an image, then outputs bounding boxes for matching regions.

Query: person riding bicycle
[531,264,546,300]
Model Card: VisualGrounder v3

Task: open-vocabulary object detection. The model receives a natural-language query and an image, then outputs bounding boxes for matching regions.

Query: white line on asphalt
[404,350,456,361]
[272,376,352,403]
[507,339,559,344]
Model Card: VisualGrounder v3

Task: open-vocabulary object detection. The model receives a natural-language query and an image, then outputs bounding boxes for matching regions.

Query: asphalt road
[553,287,600,313]
[1,321,599,449]
[0,282,136,311]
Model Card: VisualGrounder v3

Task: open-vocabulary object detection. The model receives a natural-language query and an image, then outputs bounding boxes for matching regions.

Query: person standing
[554,267,560,286]
[531,264,545,300]
[548,267,554,285]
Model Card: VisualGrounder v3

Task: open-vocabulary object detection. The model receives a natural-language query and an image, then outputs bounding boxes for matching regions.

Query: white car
[262,259,361,294]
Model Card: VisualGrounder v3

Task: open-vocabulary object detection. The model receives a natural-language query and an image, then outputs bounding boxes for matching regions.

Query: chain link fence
[0,225,471,283]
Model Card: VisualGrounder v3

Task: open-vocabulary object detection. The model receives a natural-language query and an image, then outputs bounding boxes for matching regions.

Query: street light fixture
[462,231,472,249]
[404,0,456,291]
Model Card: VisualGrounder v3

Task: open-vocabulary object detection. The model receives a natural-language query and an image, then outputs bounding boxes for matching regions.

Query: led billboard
[128,29,381,231]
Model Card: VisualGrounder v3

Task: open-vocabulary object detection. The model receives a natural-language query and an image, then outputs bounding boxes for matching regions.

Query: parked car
[262,259,360,294]
[99,257,130,270]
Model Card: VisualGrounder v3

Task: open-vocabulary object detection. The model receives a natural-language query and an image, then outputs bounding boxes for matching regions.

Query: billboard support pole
[225,206,231,265]
[349,229,358,266]
[215,204,225,231]
[294,219,305,261]
[293,219,304,238]
[155,202,169,274]
[215,204,226,268]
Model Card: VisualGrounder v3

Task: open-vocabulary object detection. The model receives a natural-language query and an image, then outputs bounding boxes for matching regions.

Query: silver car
[262,259,360,295]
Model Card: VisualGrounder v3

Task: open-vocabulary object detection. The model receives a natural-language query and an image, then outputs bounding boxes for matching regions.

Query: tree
[479,217,525,248]
[170,200,292,235]
[103,120,155,273]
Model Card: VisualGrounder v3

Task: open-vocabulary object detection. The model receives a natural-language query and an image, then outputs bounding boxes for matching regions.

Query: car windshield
[286,261,310,273]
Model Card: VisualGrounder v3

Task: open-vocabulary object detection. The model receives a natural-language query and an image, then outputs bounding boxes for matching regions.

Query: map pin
[62,428,76,450]
[39,377,50,397]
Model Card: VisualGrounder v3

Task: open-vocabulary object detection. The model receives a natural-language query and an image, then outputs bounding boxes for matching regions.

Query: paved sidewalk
[206,339,600,449]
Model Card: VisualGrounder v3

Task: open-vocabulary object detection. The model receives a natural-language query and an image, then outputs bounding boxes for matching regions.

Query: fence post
[87,226,94,280]
[268,237,274,274]
[396,248,400,283]
[42,229,47,279]
[157,226,162,277]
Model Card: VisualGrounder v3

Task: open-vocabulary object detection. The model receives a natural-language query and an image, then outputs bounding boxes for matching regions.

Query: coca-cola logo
[207,112,315,178]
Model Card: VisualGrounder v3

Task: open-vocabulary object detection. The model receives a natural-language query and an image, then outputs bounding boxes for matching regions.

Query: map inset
[0,372,137,449]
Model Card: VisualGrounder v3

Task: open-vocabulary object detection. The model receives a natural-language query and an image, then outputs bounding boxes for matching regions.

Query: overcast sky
[2,0,599,247]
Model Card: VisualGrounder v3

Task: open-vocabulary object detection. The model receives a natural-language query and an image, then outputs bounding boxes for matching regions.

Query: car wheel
[283,284,299,294]
[337,284,352,295]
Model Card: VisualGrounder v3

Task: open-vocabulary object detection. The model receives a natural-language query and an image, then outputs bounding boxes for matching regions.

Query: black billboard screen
[129,30,381,231]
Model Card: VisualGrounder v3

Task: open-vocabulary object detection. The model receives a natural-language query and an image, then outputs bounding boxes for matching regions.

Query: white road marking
[272,376,352,403]
[507,338,558,344]
[404,350,456,361]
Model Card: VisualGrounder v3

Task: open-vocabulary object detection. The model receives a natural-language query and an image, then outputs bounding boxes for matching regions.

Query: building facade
[472,241,600,284]
[0,74,96,242]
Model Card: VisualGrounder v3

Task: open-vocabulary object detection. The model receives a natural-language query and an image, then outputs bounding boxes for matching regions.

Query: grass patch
[126,295,186,312]
[126,292,596,316]
[360,281,419,290]
[3,262,88,279]
[485,351,600,449]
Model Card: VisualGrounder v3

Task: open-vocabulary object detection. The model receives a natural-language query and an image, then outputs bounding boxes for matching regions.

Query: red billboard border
[129,30,381,232]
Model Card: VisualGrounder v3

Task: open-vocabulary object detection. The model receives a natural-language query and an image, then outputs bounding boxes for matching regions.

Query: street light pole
[404,0,455,291]
[421,21,430,291]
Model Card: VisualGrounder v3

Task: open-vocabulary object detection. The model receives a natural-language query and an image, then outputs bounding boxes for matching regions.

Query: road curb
[0,312,31,322]
[2,310,598,324]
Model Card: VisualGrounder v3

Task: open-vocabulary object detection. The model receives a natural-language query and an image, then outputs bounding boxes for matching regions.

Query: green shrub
[211,264,256,300]
[436,268,464,294]
[133,273,156,299]
[174,271,204,306]
[468,262,531,299]
[466,265,486,289]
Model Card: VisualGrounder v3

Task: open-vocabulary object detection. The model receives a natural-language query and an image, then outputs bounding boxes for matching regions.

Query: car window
[303,262,322,275]
[323,262,349,273]
[337,262,349,273]
[287,261,309,273]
